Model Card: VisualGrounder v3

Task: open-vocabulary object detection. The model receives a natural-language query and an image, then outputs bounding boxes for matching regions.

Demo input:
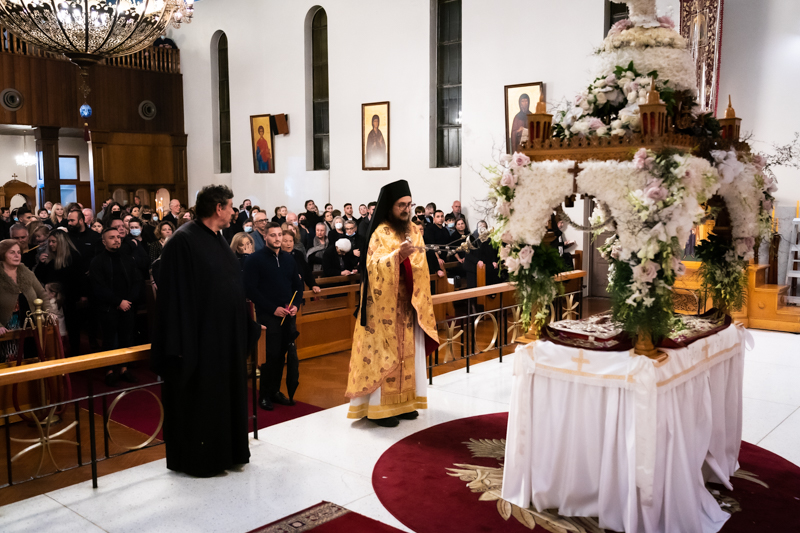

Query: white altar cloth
[502,324,747,533]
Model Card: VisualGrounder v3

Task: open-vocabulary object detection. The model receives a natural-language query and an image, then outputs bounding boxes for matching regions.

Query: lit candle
[797,200,799,218]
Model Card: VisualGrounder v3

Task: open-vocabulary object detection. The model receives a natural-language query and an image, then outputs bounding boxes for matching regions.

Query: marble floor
[0,328,798,533]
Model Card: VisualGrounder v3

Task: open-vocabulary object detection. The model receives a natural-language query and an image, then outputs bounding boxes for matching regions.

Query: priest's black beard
[387,214,410,237]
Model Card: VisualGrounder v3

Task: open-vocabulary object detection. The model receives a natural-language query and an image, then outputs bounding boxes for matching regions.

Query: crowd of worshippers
[0,195,514,378]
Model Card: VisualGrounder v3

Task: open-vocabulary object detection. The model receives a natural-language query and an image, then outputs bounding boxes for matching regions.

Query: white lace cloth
[502,324,748,533]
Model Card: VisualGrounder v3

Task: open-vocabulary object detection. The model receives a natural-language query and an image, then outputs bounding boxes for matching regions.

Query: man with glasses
[346,180,438,428]
[251,212,269,251]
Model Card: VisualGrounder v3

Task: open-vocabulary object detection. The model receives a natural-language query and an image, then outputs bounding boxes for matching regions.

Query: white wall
[0,134,38,187]
[58,137,92,183]
[176,0,798,231]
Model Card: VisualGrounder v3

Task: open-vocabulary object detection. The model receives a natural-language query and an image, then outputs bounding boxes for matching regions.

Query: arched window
[311,8,330,170]
[212,31,232,174]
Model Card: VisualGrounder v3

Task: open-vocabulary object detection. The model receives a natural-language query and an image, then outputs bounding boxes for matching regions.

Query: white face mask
[334,222,343,229]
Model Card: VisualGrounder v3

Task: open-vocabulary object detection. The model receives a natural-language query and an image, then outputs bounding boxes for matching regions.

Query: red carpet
[70,366,323,440]
[247,501,405,532]
[372,412,800,533]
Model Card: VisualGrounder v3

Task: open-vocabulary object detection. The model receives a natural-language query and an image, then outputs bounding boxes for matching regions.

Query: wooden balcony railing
[1,26,181,74]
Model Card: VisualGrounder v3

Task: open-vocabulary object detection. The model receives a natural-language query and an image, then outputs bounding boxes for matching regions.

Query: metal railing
[1,26,181,74]
[0,343,258,491]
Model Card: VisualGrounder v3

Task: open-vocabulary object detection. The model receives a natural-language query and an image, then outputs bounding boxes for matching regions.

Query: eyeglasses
[396,202,415,211]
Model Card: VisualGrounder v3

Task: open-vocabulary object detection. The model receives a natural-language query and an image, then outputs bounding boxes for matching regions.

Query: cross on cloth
[567,161,581,194]
[572,350,591,372]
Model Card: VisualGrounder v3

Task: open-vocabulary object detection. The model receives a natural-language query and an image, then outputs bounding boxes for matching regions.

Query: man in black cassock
[151,185,252,477]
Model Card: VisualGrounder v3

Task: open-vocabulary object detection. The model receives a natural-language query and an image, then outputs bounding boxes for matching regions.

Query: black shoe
[397,410,419,420]
[119,371,136,384]
[258,397,274,411]
[104,372,118,387]
[369,416,399,427]
[271,392,293,406]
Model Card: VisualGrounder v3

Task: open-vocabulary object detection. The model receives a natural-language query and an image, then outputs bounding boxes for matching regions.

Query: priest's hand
[118,300,132,312]
[274,307,289,318]
[398,240,415,262]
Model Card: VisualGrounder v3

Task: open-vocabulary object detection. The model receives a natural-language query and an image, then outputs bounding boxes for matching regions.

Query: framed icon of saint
[250,114,275,174]
[504,82,544,153]
[362,101,390,171]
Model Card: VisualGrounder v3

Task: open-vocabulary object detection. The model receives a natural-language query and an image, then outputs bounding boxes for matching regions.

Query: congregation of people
[0,193,504,394]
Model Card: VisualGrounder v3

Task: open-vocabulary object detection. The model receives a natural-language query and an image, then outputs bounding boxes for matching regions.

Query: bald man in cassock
[346,180,438,427]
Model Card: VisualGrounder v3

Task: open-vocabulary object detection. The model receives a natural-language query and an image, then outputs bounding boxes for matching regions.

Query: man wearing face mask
[139,206,157,245]
[444,214,456,235]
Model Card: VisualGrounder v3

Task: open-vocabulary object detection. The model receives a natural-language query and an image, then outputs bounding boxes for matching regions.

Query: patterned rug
[373,412,800,532]
[247,501,405,533]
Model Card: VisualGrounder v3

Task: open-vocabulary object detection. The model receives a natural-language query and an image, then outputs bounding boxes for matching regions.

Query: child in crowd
[45,282,68,341]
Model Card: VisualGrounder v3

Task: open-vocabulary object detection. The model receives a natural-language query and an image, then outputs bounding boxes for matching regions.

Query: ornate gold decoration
[473,312,499,353]
[506,307,524,343]
[639,79,668,137]
[10,406,78,477]
[561,294,580,321]
[634,329,668,361]
[672,288,701,315]
[526,92,553,144]
[521,131,697,163]
[718,95,742,141]
[448,435,764,531]
[438,321,464,363]
[105,389,164,451]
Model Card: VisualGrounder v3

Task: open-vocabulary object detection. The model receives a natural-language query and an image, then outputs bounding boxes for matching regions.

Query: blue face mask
[346,231,355,237]
[130,228,142,237]
[447,223,455,228]
[244,226,253,233]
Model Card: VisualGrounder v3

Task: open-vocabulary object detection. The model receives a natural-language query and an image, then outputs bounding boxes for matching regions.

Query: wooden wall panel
[0,54,183,135]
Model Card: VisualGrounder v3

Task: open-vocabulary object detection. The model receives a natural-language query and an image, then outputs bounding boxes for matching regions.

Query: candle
[796,200,799,218]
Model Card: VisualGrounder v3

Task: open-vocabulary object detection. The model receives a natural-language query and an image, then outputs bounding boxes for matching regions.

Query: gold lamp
[527,92,553,143]
[718,95,742,141]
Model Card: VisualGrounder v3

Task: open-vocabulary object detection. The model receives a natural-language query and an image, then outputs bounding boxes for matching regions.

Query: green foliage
[695,233,748,314]
[606,257,676,341]
[507,243,566,332]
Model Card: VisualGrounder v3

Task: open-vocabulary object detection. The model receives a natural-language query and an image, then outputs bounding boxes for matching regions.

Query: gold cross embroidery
[571,350,590,372]
[701,340,711,360]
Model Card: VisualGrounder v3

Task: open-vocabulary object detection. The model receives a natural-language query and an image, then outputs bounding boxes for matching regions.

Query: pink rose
[743,236,755,248]
[762,199,773,212]
[633,148,654,170]
[499,246,511,260]
[752,154,767,170]
[501,231,514,244]
[589,118,605,130]
[518,245,534,268]
[499,170,518,189]
[644,180,669,202]
[632,260,660,284]
[658,16,675,29]
[512,152,531,168]
[605,74,617,86]
[610,247,620,260]
[608,18,633,36]
[504,256,520,274]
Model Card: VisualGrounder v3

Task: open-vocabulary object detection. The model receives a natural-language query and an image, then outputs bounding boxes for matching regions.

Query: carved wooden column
[34,127,60,206]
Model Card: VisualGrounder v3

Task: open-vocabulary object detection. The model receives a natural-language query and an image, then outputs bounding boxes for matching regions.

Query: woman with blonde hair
[49,203,68,229]
[230,232,254,271]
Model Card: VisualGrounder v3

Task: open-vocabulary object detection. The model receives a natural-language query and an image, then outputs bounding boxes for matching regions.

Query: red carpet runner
[71,367,323,440]
[247,501,405,533]
[372,412,800,533]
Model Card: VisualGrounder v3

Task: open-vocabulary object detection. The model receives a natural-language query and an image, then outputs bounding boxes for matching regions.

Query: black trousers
[258,314,299,400]
[98,306,136,352]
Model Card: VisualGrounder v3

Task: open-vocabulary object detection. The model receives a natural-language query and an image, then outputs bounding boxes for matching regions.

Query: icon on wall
[362,101,390,171]
[504,82,544,153]
[249,114,275,174]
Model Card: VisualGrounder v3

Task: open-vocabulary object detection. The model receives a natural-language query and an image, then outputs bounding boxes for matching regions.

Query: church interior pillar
[34,126,60,207]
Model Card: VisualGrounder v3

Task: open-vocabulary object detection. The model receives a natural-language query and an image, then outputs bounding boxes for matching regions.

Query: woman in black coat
[282,232,320,293]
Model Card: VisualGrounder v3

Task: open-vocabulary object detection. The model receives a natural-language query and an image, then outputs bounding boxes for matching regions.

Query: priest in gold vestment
[346,180,438,427]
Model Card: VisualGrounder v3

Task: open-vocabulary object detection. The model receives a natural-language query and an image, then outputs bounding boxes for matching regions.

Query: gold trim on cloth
[347,396,428,420]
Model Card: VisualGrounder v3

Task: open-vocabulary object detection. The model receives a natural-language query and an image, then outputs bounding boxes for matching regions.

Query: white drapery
[502,325,746,533]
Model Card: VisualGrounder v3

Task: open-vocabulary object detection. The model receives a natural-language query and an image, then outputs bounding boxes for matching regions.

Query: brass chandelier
[0,0,194,68]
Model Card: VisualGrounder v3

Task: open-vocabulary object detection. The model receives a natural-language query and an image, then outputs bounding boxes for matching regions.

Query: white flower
[518,245,534,268]
[505,256,520,274]
[710,149,744,184]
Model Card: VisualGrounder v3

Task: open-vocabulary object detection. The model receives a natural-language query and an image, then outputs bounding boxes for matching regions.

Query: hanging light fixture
[0,1,194,68]
[15,135,36,167]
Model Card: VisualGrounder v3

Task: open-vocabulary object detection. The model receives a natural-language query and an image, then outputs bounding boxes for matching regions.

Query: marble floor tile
[0,495,106,533]
[745,330,800,368]
[741,397,799,444]
[46,441,373,533]
[742,359,800,407]
[757,407,800,467]
[345,493,414,533]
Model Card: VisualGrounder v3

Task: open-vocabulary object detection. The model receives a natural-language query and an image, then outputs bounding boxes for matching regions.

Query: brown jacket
[0,265,51,328]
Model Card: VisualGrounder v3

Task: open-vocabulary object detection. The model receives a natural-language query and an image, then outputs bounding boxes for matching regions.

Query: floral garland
[694,149,777,313]
[580,148,719,339]
[486,153,575,330]
[598,18,685,53]
[554,62,678,140]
